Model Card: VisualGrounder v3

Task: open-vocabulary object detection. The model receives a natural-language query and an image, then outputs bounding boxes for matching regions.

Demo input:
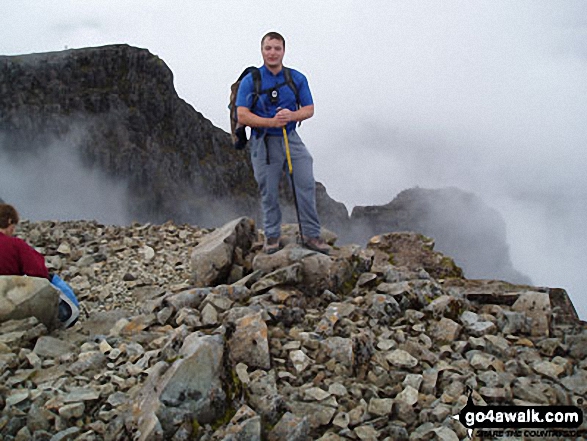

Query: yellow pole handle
[283,126,293,175]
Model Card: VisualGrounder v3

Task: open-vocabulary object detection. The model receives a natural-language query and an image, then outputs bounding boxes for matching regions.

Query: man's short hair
[0,204,19,229]
[262,32,285,50]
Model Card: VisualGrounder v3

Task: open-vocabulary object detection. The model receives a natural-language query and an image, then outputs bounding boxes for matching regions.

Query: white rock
[367,398,393,416]
[396,385,419,406]
[304,387,331,401]
[290,350,312,374]
[328,383,348,397]
[386,349,418,368]
[236,363,250,384]
[141,246,155,261]
[354,424,380,441]
[403,374,423,391]
[333,412,350,429]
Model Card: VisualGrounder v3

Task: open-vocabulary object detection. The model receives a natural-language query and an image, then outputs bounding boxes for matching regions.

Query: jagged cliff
[349,188,531,284]
[0,45,350,227]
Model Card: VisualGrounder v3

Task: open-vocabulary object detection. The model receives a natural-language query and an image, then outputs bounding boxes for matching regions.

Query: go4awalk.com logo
[452,391,584,439]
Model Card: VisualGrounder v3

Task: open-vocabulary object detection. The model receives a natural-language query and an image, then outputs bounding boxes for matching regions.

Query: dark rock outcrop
[349,187,531,284]
[0,45,347,229]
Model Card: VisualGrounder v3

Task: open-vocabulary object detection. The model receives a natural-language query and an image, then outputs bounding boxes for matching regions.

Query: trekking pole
[282,126,305,246]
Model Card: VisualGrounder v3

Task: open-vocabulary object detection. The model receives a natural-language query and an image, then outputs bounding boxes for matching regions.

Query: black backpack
[229,66,301,150]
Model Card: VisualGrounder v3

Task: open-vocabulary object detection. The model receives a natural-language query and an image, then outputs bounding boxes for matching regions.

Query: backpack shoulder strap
[249,67,262,110]
[282,67,300,108]
[283,67,303,127]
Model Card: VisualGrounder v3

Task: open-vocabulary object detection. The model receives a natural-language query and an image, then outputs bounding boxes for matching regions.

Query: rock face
[366,232,464,280]
[134,332,226,439]
[0,45,349,232]
[0,218,583,440]
[190,217,257,287]
[350,187,531,284]
[0,276,61,330]
[0,45,347,228]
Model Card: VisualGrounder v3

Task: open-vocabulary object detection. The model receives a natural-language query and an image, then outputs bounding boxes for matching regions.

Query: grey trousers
[249,130,321,239]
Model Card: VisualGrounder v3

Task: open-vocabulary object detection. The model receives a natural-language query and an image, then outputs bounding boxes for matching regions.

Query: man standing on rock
[236,31,331,255]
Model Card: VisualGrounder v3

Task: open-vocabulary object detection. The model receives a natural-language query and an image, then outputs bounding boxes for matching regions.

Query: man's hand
[277,105,314,127]
[275,108,294,126]
[269,114,284,128]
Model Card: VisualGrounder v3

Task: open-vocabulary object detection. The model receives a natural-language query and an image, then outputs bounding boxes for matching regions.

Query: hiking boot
[302,236,331,255]
[263,236,282,254]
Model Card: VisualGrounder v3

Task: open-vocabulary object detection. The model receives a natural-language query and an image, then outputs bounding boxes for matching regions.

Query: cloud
[0,126,131,225]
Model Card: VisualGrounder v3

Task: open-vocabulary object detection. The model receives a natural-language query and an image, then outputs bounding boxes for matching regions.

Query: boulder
[190,217,257,287]
[429,317,462,344]
[33,336,78,359]
[252,245,355,295]
[318,337,354,368]
[268,412,310,441]
[251,263,304,294]
[0,276,61,330]
[133,333,226,439]
[228,312,271,370]
[367,232,464,279]
[512,291,552,337]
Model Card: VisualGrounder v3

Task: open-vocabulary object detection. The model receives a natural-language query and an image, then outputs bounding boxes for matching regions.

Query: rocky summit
[0,218,585,441]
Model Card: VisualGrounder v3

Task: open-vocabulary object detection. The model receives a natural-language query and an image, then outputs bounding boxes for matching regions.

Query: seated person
[0,203,79,327]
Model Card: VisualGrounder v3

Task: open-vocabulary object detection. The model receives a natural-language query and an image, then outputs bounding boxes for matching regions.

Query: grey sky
[1,1,586,318]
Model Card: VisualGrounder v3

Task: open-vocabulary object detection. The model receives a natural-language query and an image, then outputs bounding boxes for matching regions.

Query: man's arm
[237,106,280,128]
[276,105,314,125]
[237,104,314,128]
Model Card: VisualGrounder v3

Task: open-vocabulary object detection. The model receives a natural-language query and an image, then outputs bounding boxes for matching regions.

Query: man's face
[261,37,285,69]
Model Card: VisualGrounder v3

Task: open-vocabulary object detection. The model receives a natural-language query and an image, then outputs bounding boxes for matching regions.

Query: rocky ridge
[0,218,585,440]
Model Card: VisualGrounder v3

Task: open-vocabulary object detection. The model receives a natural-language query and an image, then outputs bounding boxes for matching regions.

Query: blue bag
[50,274,80,327]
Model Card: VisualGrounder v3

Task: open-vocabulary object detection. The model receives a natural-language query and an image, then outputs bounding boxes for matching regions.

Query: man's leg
[249,135,286,239]
[286,131,321,238]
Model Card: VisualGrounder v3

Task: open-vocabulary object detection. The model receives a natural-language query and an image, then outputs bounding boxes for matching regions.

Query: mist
[321,118,587,319]
[0,129,131,225]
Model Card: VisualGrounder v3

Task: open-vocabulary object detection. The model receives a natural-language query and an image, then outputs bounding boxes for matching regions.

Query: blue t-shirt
[235,65,313,136]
